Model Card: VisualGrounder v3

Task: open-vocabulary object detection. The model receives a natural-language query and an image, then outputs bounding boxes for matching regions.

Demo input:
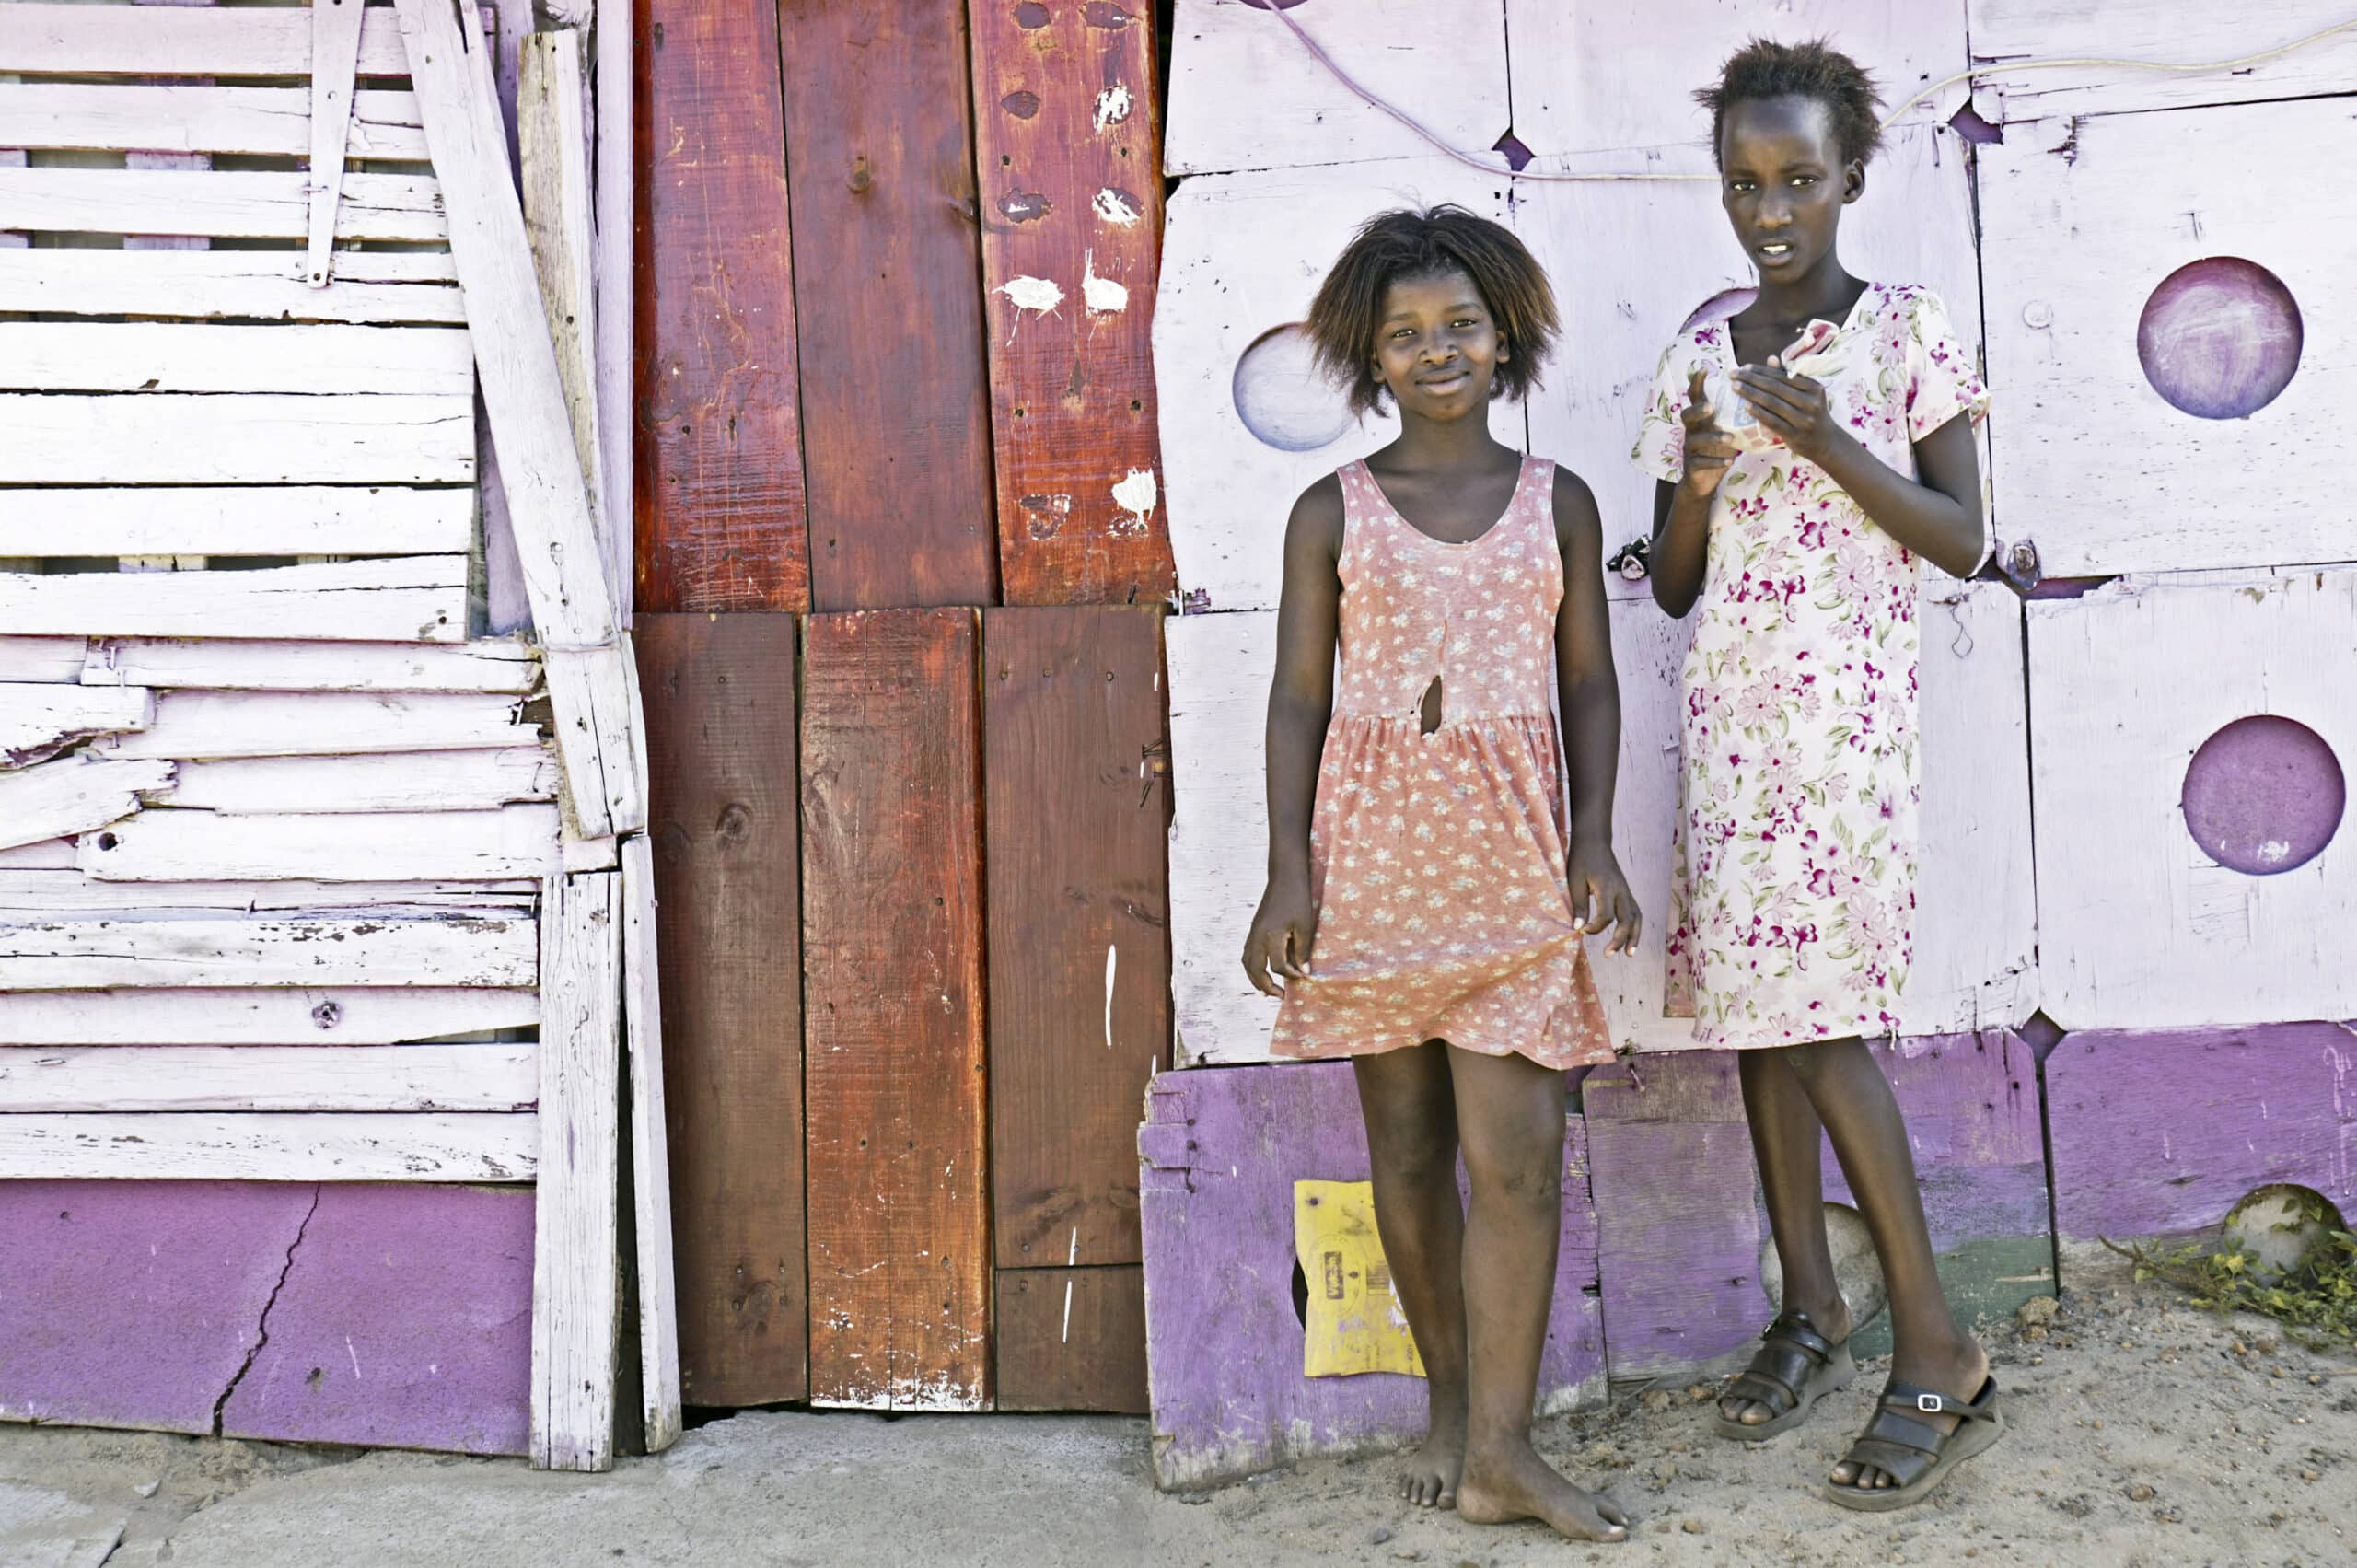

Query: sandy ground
[3,1261,2352,1568]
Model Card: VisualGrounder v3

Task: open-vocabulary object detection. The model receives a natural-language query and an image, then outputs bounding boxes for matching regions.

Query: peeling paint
[1091,84,1133,133]
[996,275,1065,334]
[1000,190,1054,224]
[1081,250,1128,315]
[1091,187,1142,226]
[1111,468,1158,534]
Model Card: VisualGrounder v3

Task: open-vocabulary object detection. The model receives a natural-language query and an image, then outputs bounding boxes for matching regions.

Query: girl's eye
[1793,175,1817,188]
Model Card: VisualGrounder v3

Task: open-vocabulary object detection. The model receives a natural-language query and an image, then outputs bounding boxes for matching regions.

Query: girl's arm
[1734,365,1985,576]
[1648,369,1739,618]
[1241,478,1344,998]
[1553,469,1642,953]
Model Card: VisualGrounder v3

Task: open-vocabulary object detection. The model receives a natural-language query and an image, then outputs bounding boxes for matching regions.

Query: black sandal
[1710,1310,1855,1440]
[1824,1376,2004,1512]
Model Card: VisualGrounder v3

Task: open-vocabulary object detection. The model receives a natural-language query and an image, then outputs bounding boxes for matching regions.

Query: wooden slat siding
[592,0,633,625]
[778,1,995,611]
[619,834,682,1449]
[0,167,447,243]
[305,0,368,287]
[0,395,473,486]
[993,1265,1149,1414]
[532,868,622,1472]
[0,323,473,395]
[0,638,90,683]
[0,875,537,916]
[635,0,809,613]
[802,610,991,1411]
[0,682,152,768]
[84,636,535,694]
[0,248,466,324]
[0,558,469,644]
[168,749,555,815]
[0,840,79,869]
[0,1113,536,1182]
[4,489,473,560]
[0,986,538,1047]
[94,690,534,761]
[0,83,429,161]
[983,607,1167,1270]
[0,912,536,991]
[0,4,413,76]
[0,1042,538,1113]
[633,614,807,1405]
[0,757,175,853]
[969,0,1173,606]
[78,804,562,883]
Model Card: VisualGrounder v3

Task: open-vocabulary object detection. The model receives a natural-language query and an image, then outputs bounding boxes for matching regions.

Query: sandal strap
[1854,1377,2000,1458]
[1726,1367,1800,1410]
[1839,1435,1936,1489]
[1724,1311,1842,1417]
[1761,1311,1838,1363]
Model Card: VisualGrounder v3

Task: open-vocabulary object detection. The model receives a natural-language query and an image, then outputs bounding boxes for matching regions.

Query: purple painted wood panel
[2047,1022,2357,1241]
[221,1184,533,1456]
[0,1180,313,1435]
[1585,1032,2049,1380]
[1140,1062,1606,1492]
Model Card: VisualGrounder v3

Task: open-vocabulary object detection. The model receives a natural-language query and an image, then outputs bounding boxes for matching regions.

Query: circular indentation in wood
[2137,258,2302,419]
[1233,322,1353,451]
[1759,1202,1887,1328]
[2182,714,2343,875]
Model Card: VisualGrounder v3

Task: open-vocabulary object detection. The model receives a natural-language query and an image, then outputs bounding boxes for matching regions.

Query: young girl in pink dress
[1635,40,2002,1511]
[1244,206,1639,1544]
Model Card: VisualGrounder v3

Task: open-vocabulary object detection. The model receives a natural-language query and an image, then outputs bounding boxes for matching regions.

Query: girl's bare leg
[1724,1045,1856,1425]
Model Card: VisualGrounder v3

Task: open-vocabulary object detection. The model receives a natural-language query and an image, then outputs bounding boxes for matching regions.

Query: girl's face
[1717,95,1864,285]
[1372,269,1504,422]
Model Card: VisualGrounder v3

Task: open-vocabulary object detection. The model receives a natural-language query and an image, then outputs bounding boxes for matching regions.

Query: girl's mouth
[1755,241,1797,263]
[1419,371,1470,395]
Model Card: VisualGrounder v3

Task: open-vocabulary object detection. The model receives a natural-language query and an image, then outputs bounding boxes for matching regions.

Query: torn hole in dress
[1419,676,1444,735]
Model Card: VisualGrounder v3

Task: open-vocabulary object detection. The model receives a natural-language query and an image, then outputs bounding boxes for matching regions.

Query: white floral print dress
[1631,284,1990,1050]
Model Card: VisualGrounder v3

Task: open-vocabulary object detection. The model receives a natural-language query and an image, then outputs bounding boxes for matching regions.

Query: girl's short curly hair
[1304,205,1559,419]
[1697,38,1884,168]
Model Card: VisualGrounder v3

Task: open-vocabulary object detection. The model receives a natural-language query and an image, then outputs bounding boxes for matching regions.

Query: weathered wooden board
[968,0,1173,606]
[168,749,554,814]
[1140,1062,1606,1491]
[0,1113,536,1182]
[619,833,683,1450]
[0,875,535,917]
[994,1265,1149,1415]
[2047,1023,2357,1249]
[0,1043,537,1113]
[0,637,88,684]
[1,489,473,561]
[0,166,447,242]
[94,690,533,761]
[1967,0,2357,122]
[779,0,995,610]
[532,868,621,1471]
[0,323,471,396]
[0,757,172,853]
[635,615,807,1406]
[1506,0,1968,161]
[0,840,78,870]
[1979,99,2357,575]
[0,4,412,76]
[0,558,470,645]
[0,246,465,324]
[0,1179,316,1436]
[1585,1035,2051,1379]
[218,1183,534,1457]
[1154,157,1519,614]
[0,986,538,1047]
[539,640,644,842]
[984,610,1168,1270]
[0,682,152,767]
[0,394,473,485]
[1165,0,1508,177]
[802,610,990,1410]
[78,804,563,882]
[0,83,429,159]
[0,912,535,991]
[84,636,535,694]
[1517,122,1988,602]
[636,0,808,614]
[2028,572,2357,1030]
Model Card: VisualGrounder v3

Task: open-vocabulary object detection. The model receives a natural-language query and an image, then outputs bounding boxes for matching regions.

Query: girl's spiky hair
[1304,205,1560,418]
[1697,37,1884,168]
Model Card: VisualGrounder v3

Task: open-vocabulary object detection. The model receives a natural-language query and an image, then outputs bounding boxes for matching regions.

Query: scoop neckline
[1355,453,1534,549]
[1713,282,1882,368]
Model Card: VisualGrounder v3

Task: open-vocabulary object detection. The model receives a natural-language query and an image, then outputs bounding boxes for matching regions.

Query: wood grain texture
[634,0,809,613]
[0,558,468,645]
[167,749,554,814]
[0,1042,537,1113]
[84,636,535,694]
[0,986,538,1047]
[94,690,533,761]
[0,4,412,76]
[0,1112,536,1182]
[0,682,152,768]
[993,1265,1148,1414]
[969,0,1173,605]
[1967,0,2357,122]
[983,608,1168,1268]
[0,394,473,485]
[620,832,682,1449]
[0,757,174,853]
[78,804,562,883]
[0,166,447,243]
[634,614,807,1406]
[0,875,536,917]
[594,0,635,628]
[0,246,463,323]
[779,0,995,610]
[802,610,989,1410]
[0,911,536,991]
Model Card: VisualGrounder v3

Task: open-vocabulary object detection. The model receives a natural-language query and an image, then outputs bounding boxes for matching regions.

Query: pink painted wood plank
[1139,1061,1605,1492]
[0,1179,313,1434]
[220,1183,532,1456]
[2047,1022,2357,1242]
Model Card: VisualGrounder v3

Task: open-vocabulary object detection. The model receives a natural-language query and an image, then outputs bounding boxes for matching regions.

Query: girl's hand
[1678,368,1739,499]
[1243,876,1318,998]
[1733,361,1845,465]
[1567,840,1643,956]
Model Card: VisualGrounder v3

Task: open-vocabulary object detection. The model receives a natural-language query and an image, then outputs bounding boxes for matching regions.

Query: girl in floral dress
[1634,41,2001,1511]
[1244,207,1639,1544]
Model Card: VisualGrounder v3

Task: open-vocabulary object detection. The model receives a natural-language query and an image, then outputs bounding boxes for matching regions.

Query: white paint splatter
[1104,942,1119,1050]
[1111,467,1158,532]
[1082,250,1128,315]
[1092,187,1141,226]
[996,275,1065,339]
[2258,837,2292,865]
[1092,84,1134,133]
[1062,1278,1075,1343]
[345,1335,362,1380]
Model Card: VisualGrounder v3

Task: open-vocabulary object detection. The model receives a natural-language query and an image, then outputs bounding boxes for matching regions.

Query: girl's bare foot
[1457,1440,1630,1542]
[1398,1405,1467,1507]
[1829,1336,1991,1491]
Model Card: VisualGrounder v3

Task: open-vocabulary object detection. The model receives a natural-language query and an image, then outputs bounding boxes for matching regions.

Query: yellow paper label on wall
[1295,1179,1425,1379]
